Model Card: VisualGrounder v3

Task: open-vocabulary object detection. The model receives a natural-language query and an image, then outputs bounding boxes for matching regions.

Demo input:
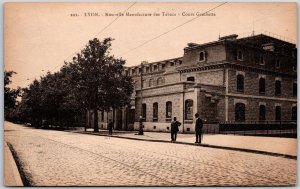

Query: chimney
[262,42,275,52]
[187,43,199,47]
[219,34,238,41]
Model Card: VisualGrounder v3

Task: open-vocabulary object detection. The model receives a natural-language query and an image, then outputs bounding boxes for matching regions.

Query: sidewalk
[4,142,23,186]
[71,129,297,159]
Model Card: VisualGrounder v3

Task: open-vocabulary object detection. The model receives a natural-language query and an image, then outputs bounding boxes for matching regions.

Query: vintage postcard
[4,2,297,186]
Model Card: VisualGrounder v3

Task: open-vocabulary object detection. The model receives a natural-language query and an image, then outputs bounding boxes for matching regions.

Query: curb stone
[67,131,297,160]
[4,142,24,186]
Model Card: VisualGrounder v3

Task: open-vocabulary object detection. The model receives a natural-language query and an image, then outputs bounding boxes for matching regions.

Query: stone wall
[227,68,296,98]
[227,97,296,121]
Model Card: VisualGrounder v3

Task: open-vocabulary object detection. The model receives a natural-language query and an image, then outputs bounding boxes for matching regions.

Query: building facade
[90,33,297,133]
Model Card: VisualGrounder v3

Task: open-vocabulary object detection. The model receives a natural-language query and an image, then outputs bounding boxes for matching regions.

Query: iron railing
[219,120,297,137]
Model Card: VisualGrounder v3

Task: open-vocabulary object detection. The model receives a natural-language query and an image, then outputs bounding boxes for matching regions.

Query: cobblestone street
[4,122,297,186]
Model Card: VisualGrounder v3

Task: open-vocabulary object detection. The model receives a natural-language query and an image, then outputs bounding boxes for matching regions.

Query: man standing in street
[108,119,113,135]
[195,113,203,143]
[171,117,181,142]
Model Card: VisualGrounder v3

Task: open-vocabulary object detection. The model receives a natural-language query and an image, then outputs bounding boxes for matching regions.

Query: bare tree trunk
[85,109,88,132]
[93,108,99,132]
[112,108,115,129]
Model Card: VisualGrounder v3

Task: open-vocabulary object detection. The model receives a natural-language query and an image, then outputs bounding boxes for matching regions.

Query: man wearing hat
[195,113,203,143]
[170,117,181,142]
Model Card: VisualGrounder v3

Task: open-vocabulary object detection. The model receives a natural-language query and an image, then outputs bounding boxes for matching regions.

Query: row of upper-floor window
[197,50,297,72]
[141,99,194,122]
[124,60,183,76]
[134,77,165,88]
[235,103,296,122]
[236,73,297,97]
[236,50,296,71]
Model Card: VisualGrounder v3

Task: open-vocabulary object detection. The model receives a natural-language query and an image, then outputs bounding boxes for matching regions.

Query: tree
[14,37,133,131]
[70,38,133,132]
[4,71,21,118]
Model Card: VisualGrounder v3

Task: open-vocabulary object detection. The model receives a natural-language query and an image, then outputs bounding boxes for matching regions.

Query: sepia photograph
[3,2,297,186]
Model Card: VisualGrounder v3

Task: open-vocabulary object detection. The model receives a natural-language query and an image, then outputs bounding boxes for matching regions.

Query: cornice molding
[177,62,296,78]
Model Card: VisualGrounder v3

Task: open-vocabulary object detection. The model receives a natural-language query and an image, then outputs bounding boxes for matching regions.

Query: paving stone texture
[4,122,297,186]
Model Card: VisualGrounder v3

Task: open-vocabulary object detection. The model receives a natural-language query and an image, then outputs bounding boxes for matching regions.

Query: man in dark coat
[108,119,113,135]
[171,117,181,142]
[195,113,203,143]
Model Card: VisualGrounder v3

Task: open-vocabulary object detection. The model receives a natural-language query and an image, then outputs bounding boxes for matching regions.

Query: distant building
[90,33,297,132]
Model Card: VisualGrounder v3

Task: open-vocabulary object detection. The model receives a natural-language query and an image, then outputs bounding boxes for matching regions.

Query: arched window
[235,103,245,122]
[259,78,265,94]
[185,100,193,120]
[275,106,281,121]
[259,105,266,121]
[134,81,138,88]
[142,79,146,88]
[275,80,281,96]
[142,103,147,120]
[237,74,244,92]
[187,77,195,82]
[199,51,205,61]
[153,103,158,121]
[292,105,297,121]
[166,101,172,118]
[149,79,153,87]
[157,77,163,85]
[132,68,136,75]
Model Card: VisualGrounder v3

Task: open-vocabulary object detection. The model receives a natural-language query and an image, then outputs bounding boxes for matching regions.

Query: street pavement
[4,121,297,186]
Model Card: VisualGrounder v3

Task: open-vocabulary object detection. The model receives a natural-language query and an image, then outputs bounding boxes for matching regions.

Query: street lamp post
[138,62,144,135]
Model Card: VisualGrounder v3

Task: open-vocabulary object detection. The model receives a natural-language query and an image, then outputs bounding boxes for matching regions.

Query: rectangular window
[199,51,205,62]
[153,103,158,122]
[166,101,172,120]
[237,74,244,92]
[293,65,297,72]
[292,106,297,120]
[101,111,104,121]
[237,50,243,61]
[293,82,297,96]
[275,59,280,69]
[142,104,147,120]
[259,55,265,65]
[275,106,281,121]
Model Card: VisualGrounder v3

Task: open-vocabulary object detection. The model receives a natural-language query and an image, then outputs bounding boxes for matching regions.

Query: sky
[4,2,297,89]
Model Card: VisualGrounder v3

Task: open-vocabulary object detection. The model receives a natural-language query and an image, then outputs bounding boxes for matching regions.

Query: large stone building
[91,33,297,133]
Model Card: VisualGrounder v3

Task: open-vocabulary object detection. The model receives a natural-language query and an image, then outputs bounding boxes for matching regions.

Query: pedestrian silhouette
[194,113,203,143]
[171,117,181,142]
[108,119,113,135]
